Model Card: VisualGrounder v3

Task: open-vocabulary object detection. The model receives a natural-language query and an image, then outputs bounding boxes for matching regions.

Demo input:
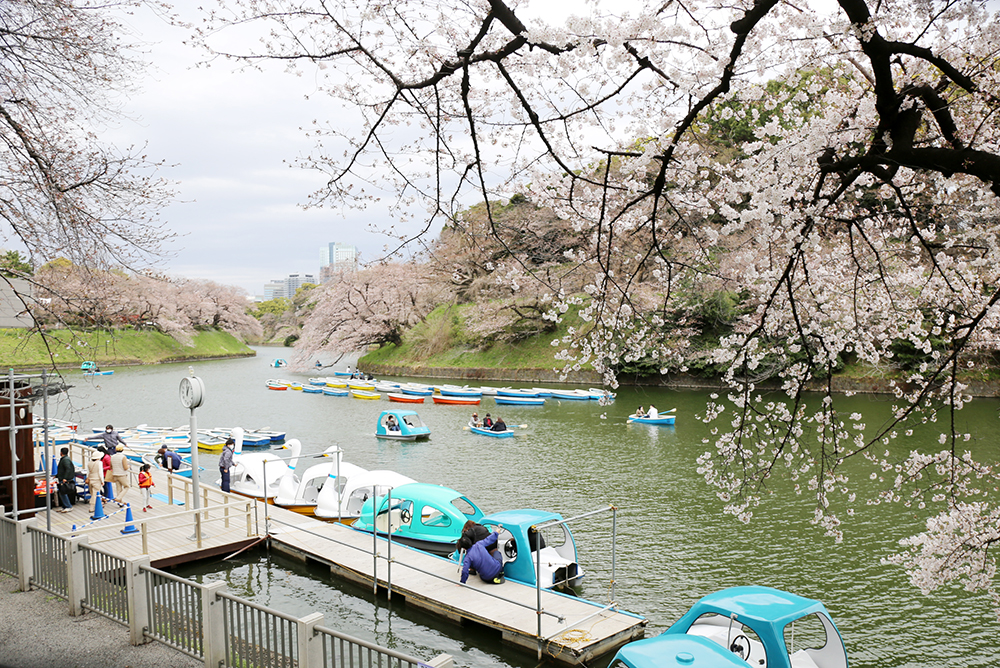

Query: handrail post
[66,534,89,616]
[298,611,324,668]
[127,556,152,645]
[15,519,32,592]
[201,580,227,668]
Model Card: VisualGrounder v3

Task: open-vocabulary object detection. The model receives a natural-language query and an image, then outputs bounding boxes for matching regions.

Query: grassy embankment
[360,303,602,383]
[0,328,255,370]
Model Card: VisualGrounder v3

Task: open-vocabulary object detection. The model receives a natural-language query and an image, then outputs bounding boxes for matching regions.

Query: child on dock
[138,464,154,511]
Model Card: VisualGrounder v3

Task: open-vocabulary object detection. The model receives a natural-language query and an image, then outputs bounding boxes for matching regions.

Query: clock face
[179,377,204,408]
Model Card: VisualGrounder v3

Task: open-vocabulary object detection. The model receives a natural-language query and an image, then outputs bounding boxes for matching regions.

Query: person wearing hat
[219,437,236,493]
[468,412,480,428]
[86,449,105,518]
[109,444,132,499]
[157,446,183,473]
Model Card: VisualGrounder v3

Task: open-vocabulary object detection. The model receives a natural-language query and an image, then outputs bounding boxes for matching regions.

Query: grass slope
[0,328,254,369]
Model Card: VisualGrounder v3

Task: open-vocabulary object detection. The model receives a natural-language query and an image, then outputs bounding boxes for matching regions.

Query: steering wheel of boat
[729,635,751,662]
[400,507,412,524]
[503,538,518,560]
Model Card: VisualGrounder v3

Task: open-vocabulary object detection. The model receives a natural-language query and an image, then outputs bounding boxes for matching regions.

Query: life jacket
[138,471,153,488]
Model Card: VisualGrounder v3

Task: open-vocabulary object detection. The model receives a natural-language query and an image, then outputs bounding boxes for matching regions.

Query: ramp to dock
[265,507,646,665]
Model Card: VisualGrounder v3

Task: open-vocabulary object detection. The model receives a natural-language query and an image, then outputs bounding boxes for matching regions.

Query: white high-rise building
[320,242,359,282]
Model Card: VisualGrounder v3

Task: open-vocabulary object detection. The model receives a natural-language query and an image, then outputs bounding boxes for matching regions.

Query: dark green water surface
[48,347,998,667]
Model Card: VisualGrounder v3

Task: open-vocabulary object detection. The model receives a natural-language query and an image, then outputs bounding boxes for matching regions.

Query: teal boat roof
[483,508,561,526]
[614,634,748,668]
[386,483,478,508]
[379,409,420,418]
[691,586,828,627]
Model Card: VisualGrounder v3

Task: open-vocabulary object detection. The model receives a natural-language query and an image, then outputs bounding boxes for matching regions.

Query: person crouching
[458,530,505,585]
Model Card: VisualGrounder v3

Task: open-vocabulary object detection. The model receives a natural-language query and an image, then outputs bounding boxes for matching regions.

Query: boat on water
[308,378,327,386]
[352,482,485,556]
[628,412,676,425]
[374,381,401,393]
[350,389,381,400]
[222,429,302,499]
[496,388,541,398]
[399,383,434,396]
[468,508,585,589]
[494,395,545,406]
[432,395,481,405]
[588,388,616,401]
[387,393,424,404]
[141,451,201,479]
[325,379,348,388]
[323,387,349,397]
[271,358,288,368]
[610,586,848,668]
[347,380,376,390]
[469,425,514,438]
[274,447,367,516]
[266,380,288,390]
[438,385,483,398]
[375,410,431,441]
[83,370,114,376]
[302,385,323,394]
[548,389,591,401]
[315,469,416,523]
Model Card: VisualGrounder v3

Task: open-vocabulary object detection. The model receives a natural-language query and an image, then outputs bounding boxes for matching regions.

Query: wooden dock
[33,444,645,664]
[264,507,647,664]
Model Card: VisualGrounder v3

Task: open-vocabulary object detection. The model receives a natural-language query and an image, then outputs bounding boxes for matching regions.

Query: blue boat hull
[470,426,515,438]
[628,415,675,425]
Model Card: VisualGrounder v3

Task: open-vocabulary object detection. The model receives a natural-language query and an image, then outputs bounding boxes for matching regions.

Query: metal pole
[9,369,18,521]
[386,486,392,601]
[536,524,543,661]
[188,407,201,511]
[611,505,617,601]
[336,450,342,521]
[42,369,51,531]
[372,489,377,595]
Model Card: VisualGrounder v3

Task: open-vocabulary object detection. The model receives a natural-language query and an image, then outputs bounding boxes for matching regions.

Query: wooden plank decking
[264,507,647,664]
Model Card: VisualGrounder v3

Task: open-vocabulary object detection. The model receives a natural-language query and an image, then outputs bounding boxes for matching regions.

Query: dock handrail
[0,505,452,668]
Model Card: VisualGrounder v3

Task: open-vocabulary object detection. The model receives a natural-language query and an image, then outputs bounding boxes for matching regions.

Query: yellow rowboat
[350,389,381,400]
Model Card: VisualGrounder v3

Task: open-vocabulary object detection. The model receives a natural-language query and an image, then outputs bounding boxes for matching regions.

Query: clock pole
[179,374,206,518]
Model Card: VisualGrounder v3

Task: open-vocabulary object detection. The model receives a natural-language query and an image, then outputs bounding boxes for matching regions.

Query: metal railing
[0,506,451,668]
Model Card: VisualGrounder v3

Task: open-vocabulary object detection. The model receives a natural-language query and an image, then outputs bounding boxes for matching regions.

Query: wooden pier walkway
[264,507,647,665]
[34,445,645,664]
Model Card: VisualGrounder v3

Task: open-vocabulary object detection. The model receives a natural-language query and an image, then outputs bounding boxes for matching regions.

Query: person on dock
[459,530,505,585]
[138,464,154,511]
[482,414,493,429]
[101,424,126,455]
[490,416,507,432]
[86,450,104,518]
[157,446,183,472]
[55,447,75,513]
[459,520,490,549]
[647,404,658,419]
[109,445,131,498]
[219,438,236,493]
[469,412,480,428]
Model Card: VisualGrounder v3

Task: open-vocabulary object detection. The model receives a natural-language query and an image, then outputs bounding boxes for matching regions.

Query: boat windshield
[451,496,479,517]
[784,613,847,668]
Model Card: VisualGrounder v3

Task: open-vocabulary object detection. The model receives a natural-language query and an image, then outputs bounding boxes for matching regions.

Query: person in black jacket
[491,416,507,432]
[55,447,75,512]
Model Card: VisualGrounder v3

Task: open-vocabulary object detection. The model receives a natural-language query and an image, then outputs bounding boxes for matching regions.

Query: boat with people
[314,469,416,523]
[221,429,302,500]
[375,410,431,441]
[80,361,113,375]
[609,586,848,668]
[83,369,114,376]
[469,425,515,438]
[463,508,585,590]
[271,358,288,368]
[628,410,676,426]
[351,482,485,556]
[141,451,200,479]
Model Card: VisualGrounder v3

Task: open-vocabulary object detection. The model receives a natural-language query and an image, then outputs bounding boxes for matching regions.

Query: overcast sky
[107,1,420,297]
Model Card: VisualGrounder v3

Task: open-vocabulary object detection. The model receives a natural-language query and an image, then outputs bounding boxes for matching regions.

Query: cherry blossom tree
[1,0,174,334]
[294,263,444,363]
[197,0,1000,609]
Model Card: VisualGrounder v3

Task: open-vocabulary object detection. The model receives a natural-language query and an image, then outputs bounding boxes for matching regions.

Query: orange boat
[388,393,425,403]
[431,395,481,405]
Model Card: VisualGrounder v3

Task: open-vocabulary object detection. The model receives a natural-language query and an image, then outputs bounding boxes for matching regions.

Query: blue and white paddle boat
[352,483,485,556]
[81,360,114,375]
[375,410,431,441]
[271,358,288,368]
[468,509,585,590]
[611,586,848,668]
[628,410,676,426]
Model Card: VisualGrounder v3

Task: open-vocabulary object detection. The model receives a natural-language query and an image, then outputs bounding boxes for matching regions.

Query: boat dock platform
[34,447,645,665]
[265,509,647,664]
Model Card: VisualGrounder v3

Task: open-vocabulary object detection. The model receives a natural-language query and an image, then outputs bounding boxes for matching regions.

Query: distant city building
[262,273,316,301]
[319,242,358,283]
